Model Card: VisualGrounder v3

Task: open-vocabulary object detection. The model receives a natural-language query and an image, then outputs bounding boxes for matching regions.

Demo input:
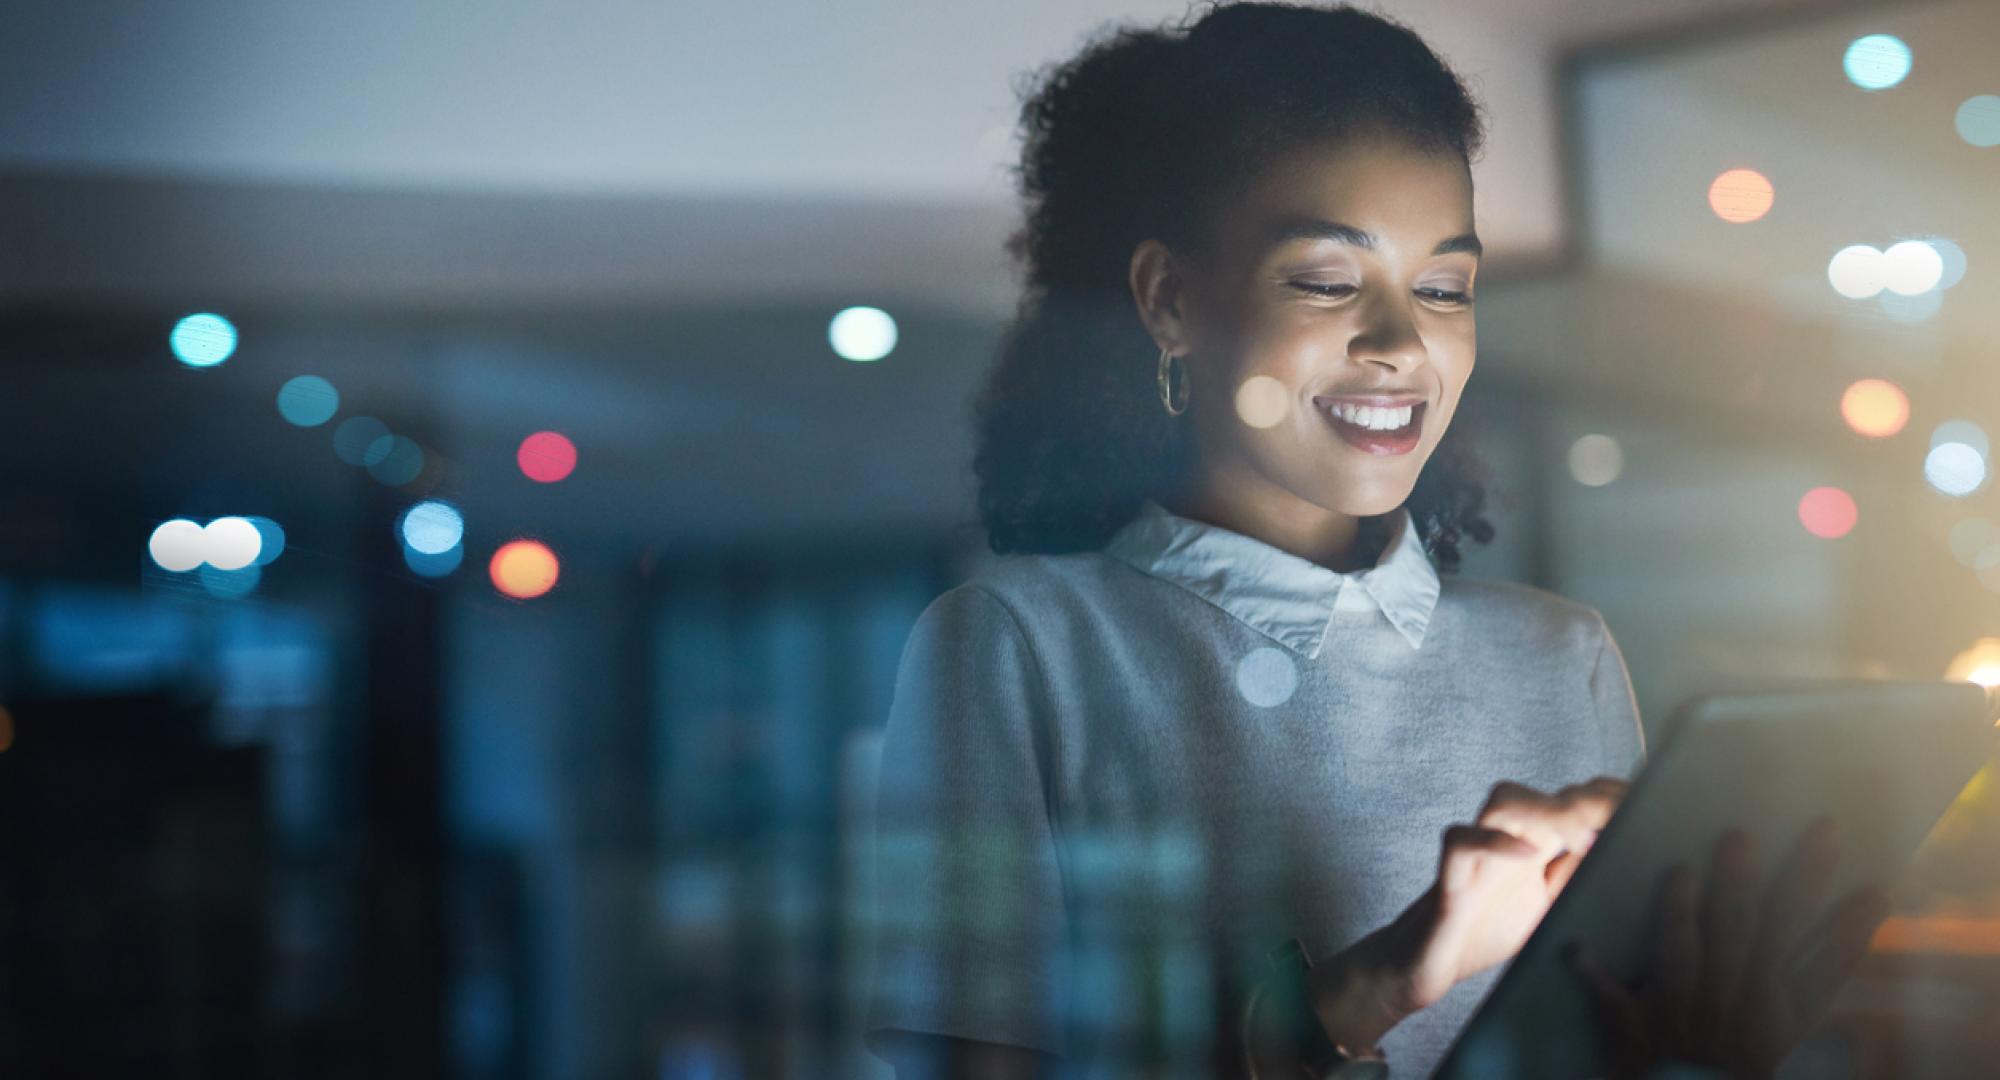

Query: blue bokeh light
[404,543,464,578]
[399,500,465,555]
[170,313,239,367]
[277,375,341,426]
[245,515,287,566]
[334,416,391,466]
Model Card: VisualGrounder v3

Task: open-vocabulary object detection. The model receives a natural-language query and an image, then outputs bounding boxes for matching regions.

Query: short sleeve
[1587,611,1647,779]
[861,584,1073,1062]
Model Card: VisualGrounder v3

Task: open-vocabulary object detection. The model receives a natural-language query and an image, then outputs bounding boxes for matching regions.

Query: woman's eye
[1421,288,1475,305]
[1290,282,1356,298]
[1289,282,1474,305]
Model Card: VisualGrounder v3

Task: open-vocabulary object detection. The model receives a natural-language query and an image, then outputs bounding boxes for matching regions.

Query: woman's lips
[1315,398,1426,456]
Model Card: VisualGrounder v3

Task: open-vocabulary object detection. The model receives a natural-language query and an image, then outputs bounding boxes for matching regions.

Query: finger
[1478,780,1614,857]
[1694,828,1759,1037]
[1784,884,1892,1035]
[1440,823,1540,892]
[1644,863,1701,1059]
[1545,849,1585,894]
[1745,817,1841,993]
[1476,781,1562,845]
[1567,941,1651,1065]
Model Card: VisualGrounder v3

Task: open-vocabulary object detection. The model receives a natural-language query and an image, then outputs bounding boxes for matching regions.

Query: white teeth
[1328,402,1415,430]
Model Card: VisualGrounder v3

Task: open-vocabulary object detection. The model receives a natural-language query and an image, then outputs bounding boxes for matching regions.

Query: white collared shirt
[864,500,1645,1078]
[1105,496,1442,654]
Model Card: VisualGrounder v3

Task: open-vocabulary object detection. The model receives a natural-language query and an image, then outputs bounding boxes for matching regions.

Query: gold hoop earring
[1157,346,1190,417]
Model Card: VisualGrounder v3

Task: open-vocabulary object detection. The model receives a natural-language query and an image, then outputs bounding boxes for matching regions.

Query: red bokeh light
[1798,486,1858,539]
[517,431,577,483]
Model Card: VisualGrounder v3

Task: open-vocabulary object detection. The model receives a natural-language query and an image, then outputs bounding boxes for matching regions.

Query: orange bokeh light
[1708,168,1774,224]
[1798,486,1858,539]
[1840,378,1910,438]
[489,539,560,599]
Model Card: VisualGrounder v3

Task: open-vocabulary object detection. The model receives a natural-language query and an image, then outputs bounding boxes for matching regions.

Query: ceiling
[0,0,1880,315]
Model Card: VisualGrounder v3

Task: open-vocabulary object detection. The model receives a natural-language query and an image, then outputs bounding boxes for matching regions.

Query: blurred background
[1,0,1996,1076]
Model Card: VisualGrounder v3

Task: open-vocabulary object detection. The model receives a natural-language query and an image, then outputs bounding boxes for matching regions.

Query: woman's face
[1149,130,1480,519]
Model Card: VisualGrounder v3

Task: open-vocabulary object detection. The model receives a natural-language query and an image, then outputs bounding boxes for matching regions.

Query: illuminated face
[1174,130,1479,518]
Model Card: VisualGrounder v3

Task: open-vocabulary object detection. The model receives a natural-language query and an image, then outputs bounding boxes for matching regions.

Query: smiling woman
[861,4,1645,1080]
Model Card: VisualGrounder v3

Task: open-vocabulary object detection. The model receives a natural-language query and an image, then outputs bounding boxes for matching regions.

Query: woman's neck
[1157,468,1382,574]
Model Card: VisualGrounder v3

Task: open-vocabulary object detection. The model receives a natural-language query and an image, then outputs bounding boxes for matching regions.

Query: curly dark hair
[971,0,1497,570]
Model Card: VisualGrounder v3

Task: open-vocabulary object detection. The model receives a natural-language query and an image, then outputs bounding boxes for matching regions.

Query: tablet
[1433,678,1998,1079]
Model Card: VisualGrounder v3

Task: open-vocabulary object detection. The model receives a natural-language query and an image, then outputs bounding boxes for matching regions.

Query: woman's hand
[1303,777,1629,1050]
[1566,818,1892,1080]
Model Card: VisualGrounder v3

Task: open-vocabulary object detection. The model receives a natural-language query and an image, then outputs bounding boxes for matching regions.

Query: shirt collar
[1102,497,1442,656]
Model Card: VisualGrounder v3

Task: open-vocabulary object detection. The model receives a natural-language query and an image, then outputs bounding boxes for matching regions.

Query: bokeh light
[1974,549,2000,594]
[400,500,465,555]
[1234,646,1299,708]
[1948,517,1998,567]
[517,431,578,483]
[170,312,238,367]
[1956,95,2000,148]
[1839,378,1909,438]
[1842,33,1911,90]
[1568,434,1623,487]
[1946,639,2000,687]
[199,564,261,599]
[1706,168,1773,223]
[1828,244,1886,299]
[366,435,426,486]
[404,543,465,578]
[1233,376,1290,429]
[1798,486,1858,539]
[828,306,898,362]
[245,515,286,566]
[334,416,392,466]
[148,518,207,572]
[1878,288,1944,325]
[1917,234,1969,290]
[1882,240,1945,295]
[277,375,340,426]
[202,516,262,570]
[1926,443,1986,497]
[1932,419,1989,458]
[490,539,560,600]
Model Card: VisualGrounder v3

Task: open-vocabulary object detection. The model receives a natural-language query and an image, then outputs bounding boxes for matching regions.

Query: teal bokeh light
[277,375,341,426]
[170,313,238,367]
[1842,34,1911,90]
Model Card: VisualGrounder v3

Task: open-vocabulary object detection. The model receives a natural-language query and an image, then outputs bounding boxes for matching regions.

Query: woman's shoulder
[1436,574,1612,654]
[949,548,1131,605]
[918,549,1137,633]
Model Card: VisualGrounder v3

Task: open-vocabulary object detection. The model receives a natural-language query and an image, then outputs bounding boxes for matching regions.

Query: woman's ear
[1128,238,1195,357]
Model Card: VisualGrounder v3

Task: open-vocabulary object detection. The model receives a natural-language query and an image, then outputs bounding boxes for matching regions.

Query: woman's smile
[1314,396,1427,456]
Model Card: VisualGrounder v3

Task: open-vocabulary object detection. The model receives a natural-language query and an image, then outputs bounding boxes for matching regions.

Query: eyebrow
[1261,216,1483,261]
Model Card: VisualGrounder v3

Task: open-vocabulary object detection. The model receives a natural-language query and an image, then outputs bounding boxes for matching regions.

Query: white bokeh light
[202,516,263,570]
[1568,434,1624,487]
[1234,646,1299,708]
[828,306,898,362]
[1827,245,1886,299]
[148,519,207,572]
[1234,376,1291,429]
[1882,240,1944,295]
[1926,443,1986,497]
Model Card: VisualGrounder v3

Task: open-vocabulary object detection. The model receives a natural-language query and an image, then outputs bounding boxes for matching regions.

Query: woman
[862,4,1878,1077]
